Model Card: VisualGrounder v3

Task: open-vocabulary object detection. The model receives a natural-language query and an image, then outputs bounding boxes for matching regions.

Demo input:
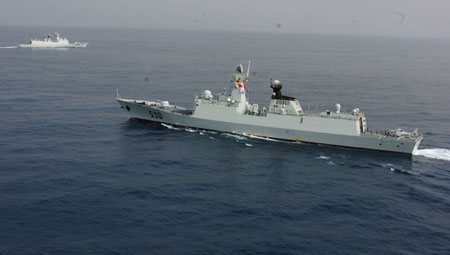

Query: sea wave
[414,148,450,161]
[0,46,18,49]
[244,133,297,144]
[161,123,182,130]
[381,163,418,175]
[246,134,278,142]
[222,133,248,140]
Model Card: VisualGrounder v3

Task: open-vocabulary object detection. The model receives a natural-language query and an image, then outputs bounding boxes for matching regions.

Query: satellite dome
[271,80,282,90]
[202,90,213,99]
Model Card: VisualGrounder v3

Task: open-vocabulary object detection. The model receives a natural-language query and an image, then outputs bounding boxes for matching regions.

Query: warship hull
[117,99,422,154]
[19,42,88,48]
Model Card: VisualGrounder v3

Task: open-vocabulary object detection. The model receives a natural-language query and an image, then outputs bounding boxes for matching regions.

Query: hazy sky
[1,0,449,38]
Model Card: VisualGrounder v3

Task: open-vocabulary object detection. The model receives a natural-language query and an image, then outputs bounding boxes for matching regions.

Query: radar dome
[336,103,341,114]
[202,90,213,99]
[270,80,282,90]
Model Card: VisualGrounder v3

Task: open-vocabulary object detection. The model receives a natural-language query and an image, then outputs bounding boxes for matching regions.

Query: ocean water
[1,26,450,254]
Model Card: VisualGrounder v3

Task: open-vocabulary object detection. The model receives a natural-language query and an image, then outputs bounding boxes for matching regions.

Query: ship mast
[246,60,251,77]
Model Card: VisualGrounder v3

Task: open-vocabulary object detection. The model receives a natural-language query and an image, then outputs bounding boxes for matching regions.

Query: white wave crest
[245,134,280,142]
[315,155,330,160]
[0,46,18,49]
[245,143,253,147]
[222,133,248,140]
[184,128,197,132]
[161,123,182,130]
[414,148,450,161]
[382,163,418,175]
[382,163,393,168]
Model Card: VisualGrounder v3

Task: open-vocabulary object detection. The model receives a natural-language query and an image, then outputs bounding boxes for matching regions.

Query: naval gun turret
[268,80,303,115]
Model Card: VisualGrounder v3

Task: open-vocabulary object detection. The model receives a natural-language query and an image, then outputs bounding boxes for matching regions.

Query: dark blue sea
[1,26,450,255]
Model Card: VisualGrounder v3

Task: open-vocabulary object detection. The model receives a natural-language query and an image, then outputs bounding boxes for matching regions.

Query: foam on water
[414,148,450,161]
[161,123,182,130]
[381,163,418,176]
[245,134,292,143]
[314,155,335,165]
[0,46,18,49]
[222,133,248,140]
[247,134,277,141]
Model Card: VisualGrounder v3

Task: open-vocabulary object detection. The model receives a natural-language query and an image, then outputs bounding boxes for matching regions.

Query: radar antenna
[246,60,251,77]
[236,64,243,74]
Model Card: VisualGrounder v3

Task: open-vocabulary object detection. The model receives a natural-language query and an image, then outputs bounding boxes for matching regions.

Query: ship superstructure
[117,62,423,154]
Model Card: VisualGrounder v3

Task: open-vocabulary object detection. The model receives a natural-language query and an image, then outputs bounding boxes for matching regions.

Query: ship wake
[161,123,182,130]
[414,148,450,161]
[222,133,249,140]
[0,46,18,49]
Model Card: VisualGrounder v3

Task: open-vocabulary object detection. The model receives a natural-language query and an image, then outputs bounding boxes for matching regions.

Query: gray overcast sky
[1,0,449,38]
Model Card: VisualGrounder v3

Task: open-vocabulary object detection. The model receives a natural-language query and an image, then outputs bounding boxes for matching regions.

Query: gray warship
[117,62,423,154]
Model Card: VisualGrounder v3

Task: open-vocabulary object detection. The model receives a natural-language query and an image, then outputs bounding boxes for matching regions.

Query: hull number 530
[149,111,163,119]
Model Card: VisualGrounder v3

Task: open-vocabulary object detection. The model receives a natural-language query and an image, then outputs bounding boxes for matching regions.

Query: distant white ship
[19,32,88,48]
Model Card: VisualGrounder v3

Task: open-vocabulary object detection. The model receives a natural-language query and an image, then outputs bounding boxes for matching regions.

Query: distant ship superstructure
[19,32,88,48]
[117,62,423,154]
